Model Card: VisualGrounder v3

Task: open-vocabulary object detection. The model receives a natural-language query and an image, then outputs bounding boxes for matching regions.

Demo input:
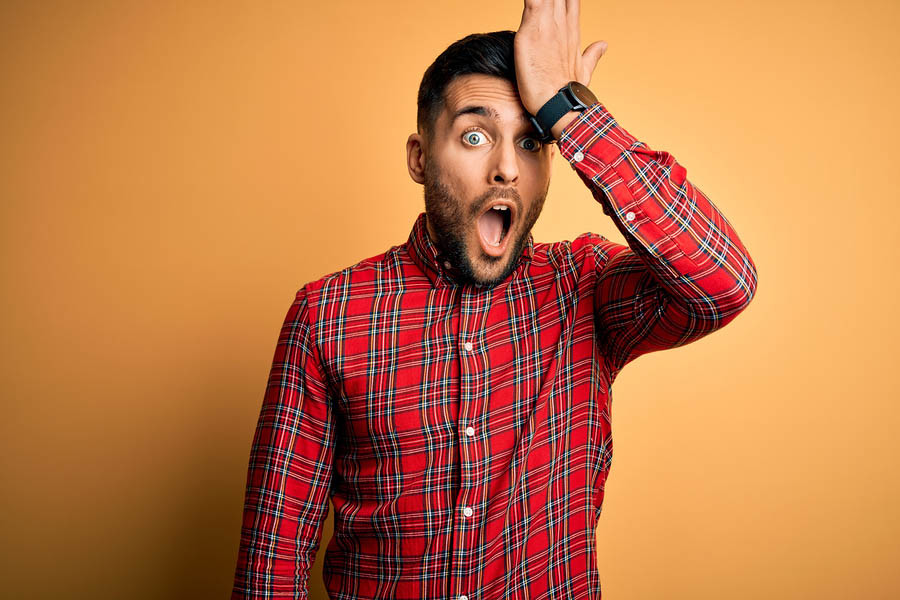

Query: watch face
[568,81,598,107]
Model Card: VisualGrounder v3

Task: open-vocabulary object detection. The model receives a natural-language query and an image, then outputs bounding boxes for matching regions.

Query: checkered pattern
[231,101,758,599]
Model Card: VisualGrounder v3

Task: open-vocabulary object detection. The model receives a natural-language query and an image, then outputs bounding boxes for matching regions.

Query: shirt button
[463,341,473,352]
[443,260,452,269]
[459,595,469,600]
[463,507,474,517]
[573,151,584,162]
[465,426,475,437]
[625,211,636,222]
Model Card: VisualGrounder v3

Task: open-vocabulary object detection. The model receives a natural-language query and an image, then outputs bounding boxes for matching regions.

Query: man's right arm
[231,285,336,599]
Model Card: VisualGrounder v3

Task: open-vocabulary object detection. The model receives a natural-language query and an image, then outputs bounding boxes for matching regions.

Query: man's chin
[467,239,519,285]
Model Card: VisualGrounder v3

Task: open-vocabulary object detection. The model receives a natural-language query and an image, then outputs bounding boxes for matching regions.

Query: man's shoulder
[297,241,412,301]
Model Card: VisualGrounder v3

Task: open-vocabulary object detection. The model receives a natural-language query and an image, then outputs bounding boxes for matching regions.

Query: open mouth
[476,200,515,257]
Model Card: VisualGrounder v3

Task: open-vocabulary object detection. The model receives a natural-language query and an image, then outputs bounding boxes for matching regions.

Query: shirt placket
[450,284,489,600]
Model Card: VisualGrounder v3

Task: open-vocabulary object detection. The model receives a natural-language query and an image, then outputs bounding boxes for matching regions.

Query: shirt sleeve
[557,102,759,376]
[231,285,336,599]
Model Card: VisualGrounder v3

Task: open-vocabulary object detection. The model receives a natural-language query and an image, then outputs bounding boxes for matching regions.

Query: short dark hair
[416,30,517,142]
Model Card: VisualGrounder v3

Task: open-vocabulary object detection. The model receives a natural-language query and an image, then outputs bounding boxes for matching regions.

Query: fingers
[553,0,566,24]
[523,0,563,19]
[566,0,580,32]
[521,0,550,28]
[580,40,608,85]
[524,0,576,31]
[523,0,548,12]
[566,0,581,63]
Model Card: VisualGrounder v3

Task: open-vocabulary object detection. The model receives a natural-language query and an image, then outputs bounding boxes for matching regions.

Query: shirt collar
[405,211,534,288]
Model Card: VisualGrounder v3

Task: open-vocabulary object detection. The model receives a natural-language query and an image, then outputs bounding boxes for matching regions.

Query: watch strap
[528,83,585,144]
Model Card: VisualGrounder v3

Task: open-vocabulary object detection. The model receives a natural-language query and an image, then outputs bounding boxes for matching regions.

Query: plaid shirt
[231,101,758,599]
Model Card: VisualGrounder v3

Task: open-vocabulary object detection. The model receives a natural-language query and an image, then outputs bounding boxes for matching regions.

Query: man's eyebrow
[450,105,530,125]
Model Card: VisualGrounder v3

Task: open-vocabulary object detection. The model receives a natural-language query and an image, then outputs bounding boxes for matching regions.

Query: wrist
[549,111,579,142]
[526,83,570,117]
[526,81,598,144]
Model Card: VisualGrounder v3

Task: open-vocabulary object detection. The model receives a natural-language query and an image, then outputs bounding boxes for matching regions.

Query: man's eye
[519,137,542,152]
[462,131,487,146]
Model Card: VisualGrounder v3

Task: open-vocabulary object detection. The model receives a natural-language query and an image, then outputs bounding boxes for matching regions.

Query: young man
[231,2,757,598]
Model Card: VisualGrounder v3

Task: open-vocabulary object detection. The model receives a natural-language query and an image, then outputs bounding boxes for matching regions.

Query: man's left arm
[557,102,759,374]
[513,0,758,373]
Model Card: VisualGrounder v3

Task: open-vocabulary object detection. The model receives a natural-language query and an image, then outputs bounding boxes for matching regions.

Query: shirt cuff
[556,102,640,222]
[556,101,639,173]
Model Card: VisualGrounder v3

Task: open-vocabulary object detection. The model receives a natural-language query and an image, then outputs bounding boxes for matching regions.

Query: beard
[422,157,547,288]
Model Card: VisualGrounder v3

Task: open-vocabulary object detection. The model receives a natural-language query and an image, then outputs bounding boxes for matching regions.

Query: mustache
[474,187,521,216]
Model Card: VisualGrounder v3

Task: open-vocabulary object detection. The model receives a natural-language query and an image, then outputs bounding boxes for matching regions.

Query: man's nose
[489,139,519,184]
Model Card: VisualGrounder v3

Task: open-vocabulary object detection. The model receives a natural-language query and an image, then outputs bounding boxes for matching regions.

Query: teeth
[492,205,508,211]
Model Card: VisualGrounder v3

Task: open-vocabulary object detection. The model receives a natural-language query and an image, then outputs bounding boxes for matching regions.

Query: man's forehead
[442,74,528,123]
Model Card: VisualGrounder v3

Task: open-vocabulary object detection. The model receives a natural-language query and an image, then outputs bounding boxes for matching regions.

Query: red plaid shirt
[231,101,758,599]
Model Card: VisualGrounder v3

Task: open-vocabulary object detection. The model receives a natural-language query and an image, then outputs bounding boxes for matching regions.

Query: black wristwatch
[527,81,598,144]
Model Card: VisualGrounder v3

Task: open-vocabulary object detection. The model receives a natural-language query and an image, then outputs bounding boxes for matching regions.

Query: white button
[625,211,636,221]
[573,151,584,162]
[443,260,452,269]
[459,595,469,600]
[463,342,473,352]
[465,426,475,437]
[463,506,474,517]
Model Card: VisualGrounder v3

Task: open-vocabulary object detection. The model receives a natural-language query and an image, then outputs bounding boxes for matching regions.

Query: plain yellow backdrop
[2,1,898,598]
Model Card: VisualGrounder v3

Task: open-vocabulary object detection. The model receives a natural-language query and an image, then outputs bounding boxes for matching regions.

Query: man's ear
[406,133,427,185]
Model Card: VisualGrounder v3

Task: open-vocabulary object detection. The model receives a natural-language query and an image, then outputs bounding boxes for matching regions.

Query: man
[231,1,757,598]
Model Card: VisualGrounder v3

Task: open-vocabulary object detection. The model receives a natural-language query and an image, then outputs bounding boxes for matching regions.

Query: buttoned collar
[405,211,533,289]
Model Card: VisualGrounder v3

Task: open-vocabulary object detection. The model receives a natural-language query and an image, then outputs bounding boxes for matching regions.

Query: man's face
[412,73,553,287]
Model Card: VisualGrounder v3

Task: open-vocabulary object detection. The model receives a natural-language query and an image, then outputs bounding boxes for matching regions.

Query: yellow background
[2,1,898,598]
